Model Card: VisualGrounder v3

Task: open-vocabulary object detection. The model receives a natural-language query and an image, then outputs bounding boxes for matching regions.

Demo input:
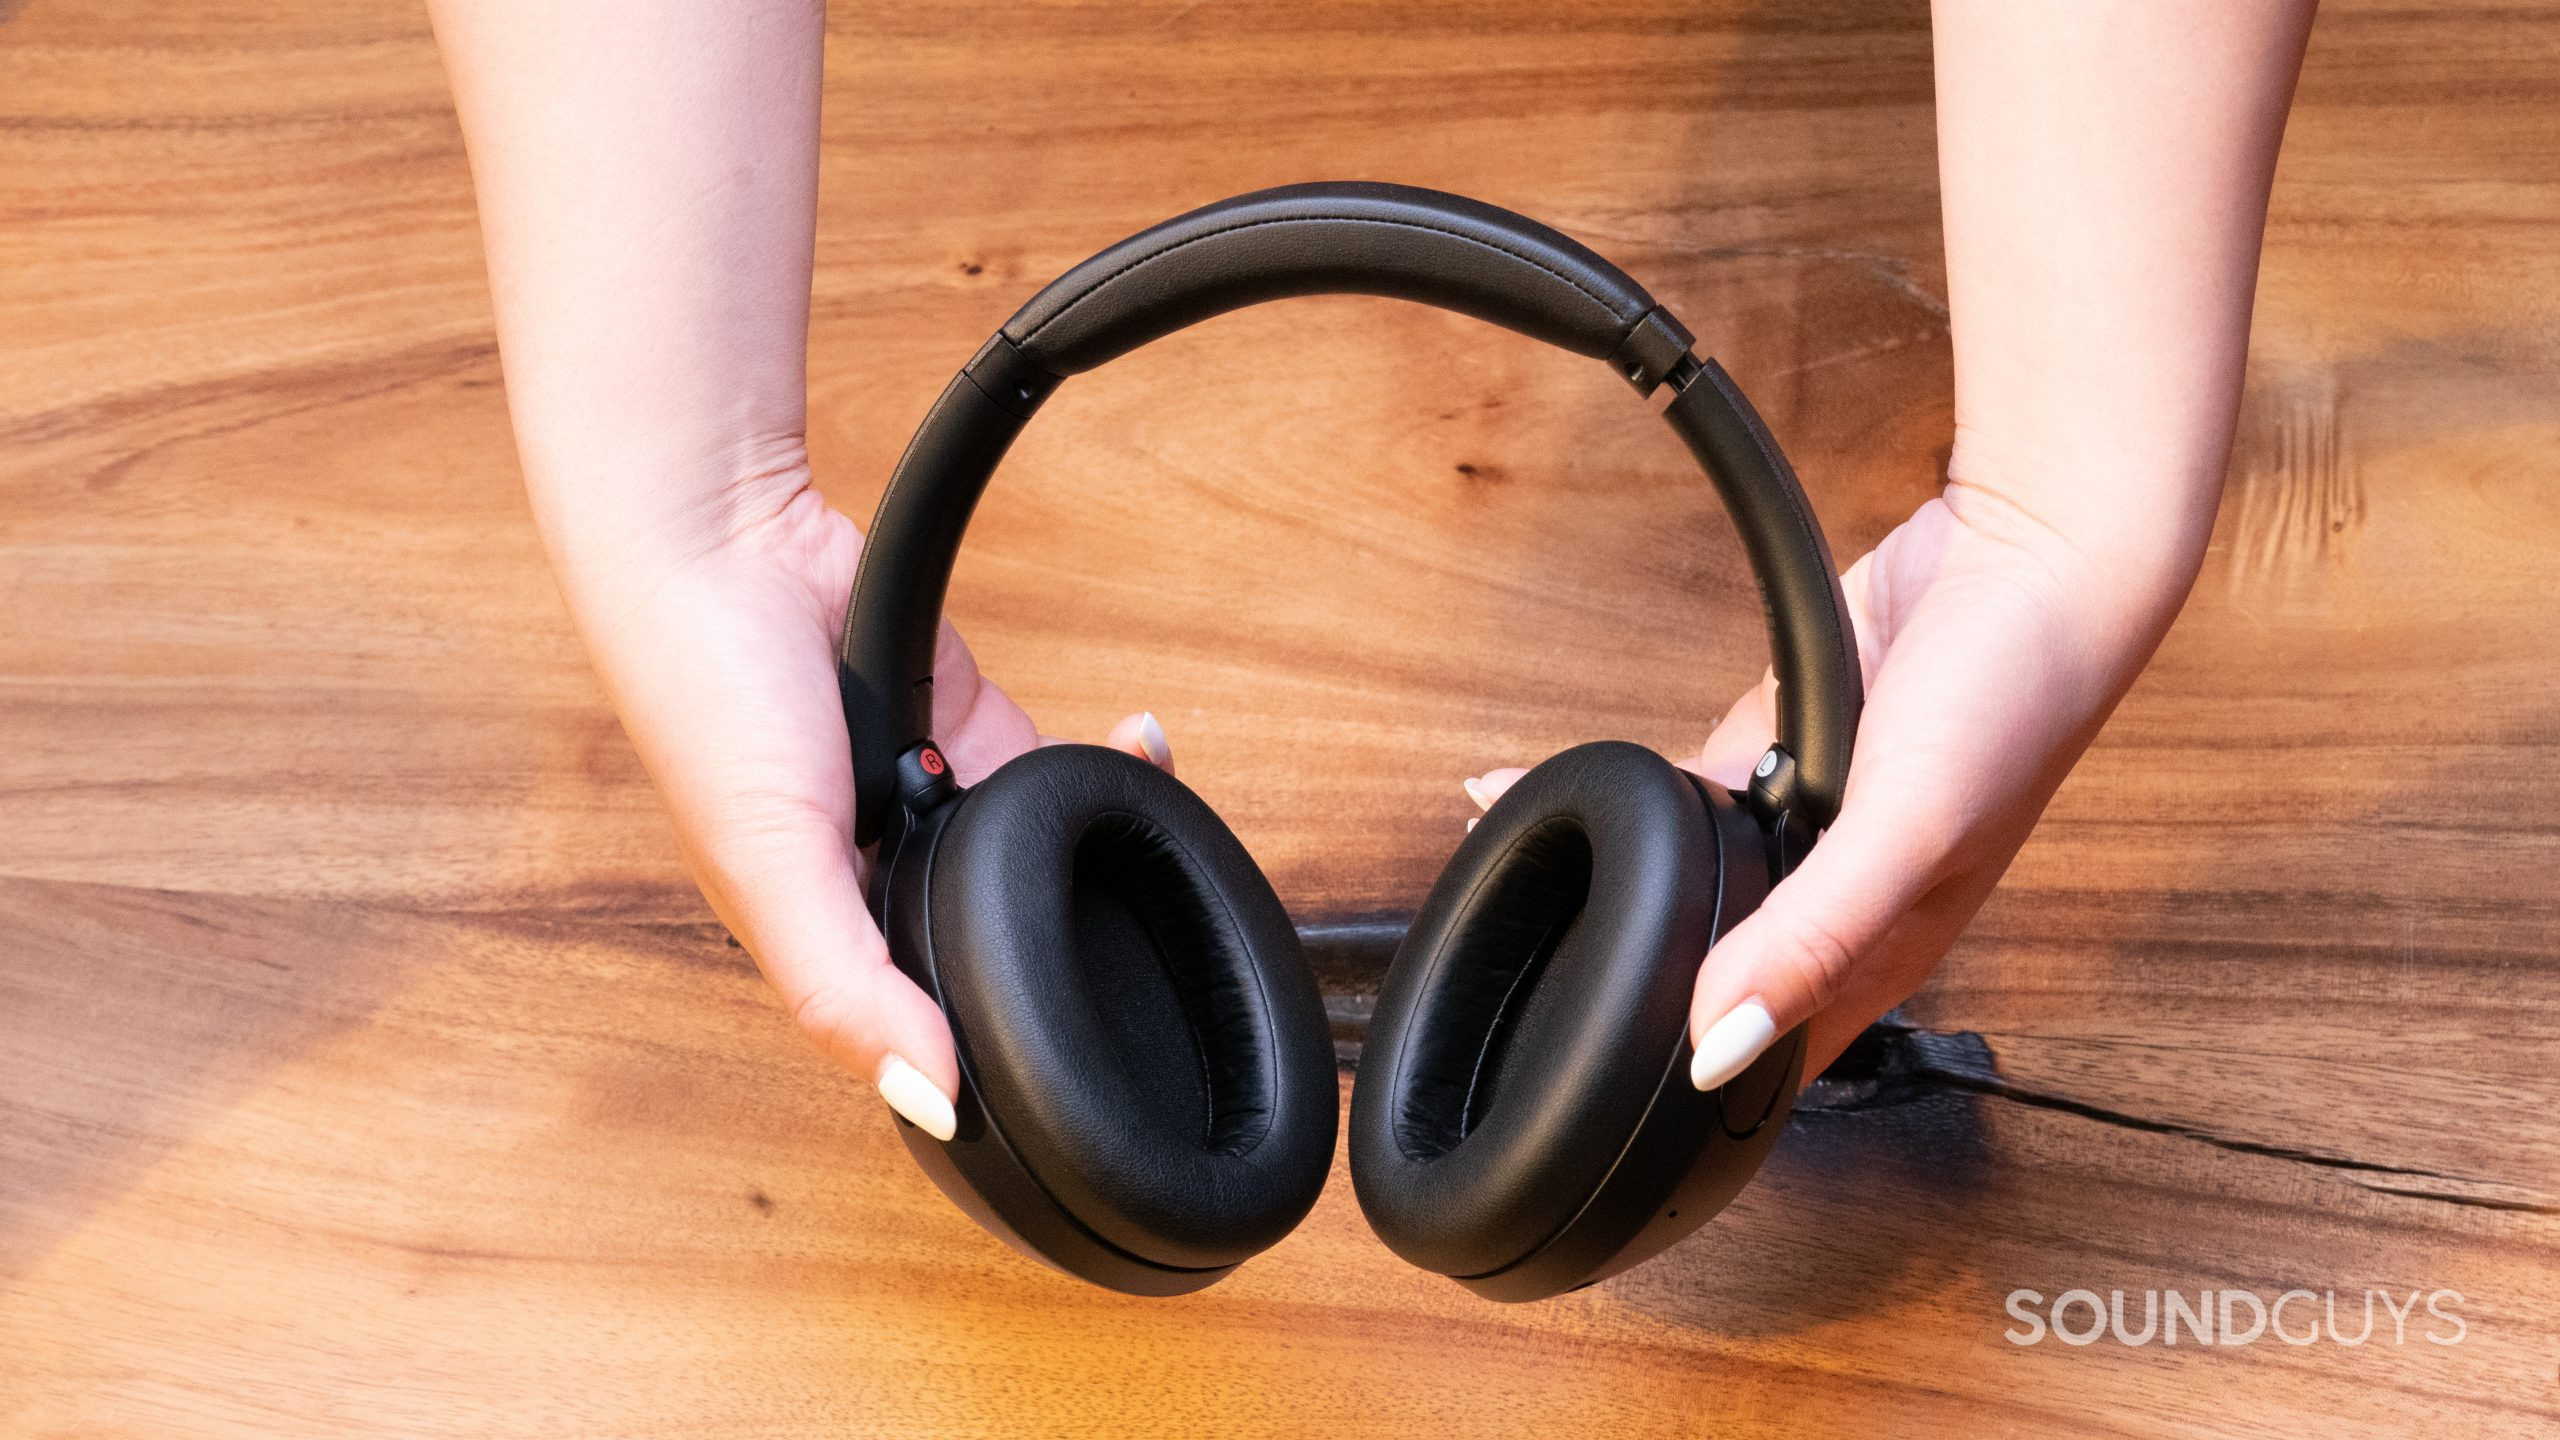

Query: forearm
[1932,0,2315,642]
[426,0,826,601]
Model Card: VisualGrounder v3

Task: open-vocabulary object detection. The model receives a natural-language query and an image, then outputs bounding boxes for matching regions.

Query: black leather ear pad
[1349,740,1724,1279]
[927,744,1337,1272]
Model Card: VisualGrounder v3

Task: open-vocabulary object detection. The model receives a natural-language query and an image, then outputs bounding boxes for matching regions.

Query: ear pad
[926,743,1337,1274]
[1349,740,1763,1291]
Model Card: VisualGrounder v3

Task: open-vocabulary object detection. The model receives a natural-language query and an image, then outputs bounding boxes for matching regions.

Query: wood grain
[4,1,2557,1435]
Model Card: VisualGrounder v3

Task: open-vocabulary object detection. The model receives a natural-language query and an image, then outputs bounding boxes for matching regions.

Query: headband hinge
[1745,743,1817,875]
[1608,306,1698,395]
[1745,743,1798,823]
[961,333,1065,419]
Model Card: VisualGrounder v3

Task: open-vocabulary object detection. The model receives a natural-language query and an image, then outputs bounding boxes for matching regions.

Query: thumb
[1682,811,1937,1093]
[696,822,962,1141]
[1035,711,1177,774]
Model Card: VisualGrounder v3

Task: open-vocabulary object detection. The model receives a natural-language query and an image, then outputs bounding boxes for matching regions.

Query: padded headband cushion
[1348,741,1724,1279]
[927,743,1337,1271]
[1000,181,1658,375]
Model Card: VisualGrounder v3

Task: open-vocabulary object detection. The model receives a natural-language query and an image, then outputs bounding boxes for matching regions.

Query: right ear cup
[1348,740,1802,1301]
[906,743,1336,1293]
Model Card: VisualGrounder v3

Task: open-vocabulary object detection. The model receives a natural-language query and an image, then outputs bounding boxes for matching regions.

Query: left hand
[1464,481,2195,1089]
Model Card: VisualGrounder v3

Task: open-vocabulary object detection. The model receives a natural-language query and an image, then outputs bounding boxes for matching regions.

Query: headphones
[840,183,1863,1302]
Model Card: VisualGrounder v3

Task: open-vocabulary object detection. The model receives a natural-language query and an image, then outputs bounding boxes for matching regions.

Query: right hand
[560,464,1171,1140]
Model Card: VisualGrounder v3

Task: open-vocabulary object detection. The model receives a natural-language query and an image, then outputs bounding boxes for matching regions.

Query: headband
[840,182,1861,843]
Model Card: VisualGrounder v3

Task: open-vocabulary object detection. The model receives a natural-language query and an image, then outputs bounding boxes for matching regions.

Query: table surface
[4,2,2557,1435]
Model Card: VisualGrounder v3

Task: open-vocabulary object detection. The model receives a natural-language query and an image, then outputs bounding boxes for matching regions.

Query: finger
[1460,766,1530,832]
[933,618,1176,781]
[1463,767,1530,811]
[927,618,1040,784]
[1686,549,1885,790]
[1689,669,1778,789]
[1683,798,1950,1094]
[1103,711,1176,773]
[691,816,961,1140]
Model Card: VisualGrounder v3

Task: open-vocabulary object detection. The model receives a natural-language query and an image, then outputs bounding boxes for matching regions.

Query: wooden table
[4,2,2555,1434]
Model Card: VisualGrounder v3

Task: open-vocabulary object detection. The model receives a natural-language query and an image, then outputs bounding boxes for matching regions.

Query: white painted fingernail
[1689,1000,1777,1092]
[1136,711,1172,769]
[877,1056,957,1141]
[1465,816,1478,833]
[1462,776,1495,812]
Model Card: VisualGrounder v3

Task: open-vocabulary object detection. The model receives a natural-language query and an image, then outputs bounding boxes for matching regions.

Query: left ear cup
[1348,740,1799,1300]
[919,743,1337,1283]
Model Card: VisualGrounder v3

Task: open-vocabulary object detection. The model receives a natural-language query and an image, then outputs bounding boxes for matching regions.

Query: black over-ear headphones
[841,183,1863,1302]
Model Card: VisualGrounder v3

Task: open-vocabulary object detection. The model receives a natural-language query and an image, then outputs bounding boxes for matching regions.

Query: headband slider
[1608,306,1697,395]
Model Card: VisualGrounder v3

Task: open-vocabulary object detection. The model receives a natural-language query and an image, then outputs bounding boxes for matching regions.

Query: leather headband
[841,183,1862,842]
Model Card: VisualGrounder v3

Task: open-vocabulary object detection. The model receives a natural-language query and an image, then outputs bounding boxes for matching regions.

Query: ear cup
[926,743,1337,1273]
[1348,740,1737,1286]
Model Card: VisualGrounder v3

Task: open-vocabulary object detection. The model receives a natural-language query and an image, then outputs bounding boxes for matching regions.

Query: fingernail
[1462,776,1495,812]
[1465,816,1478,833]
[1136,711,1172,769]
[1689,999,1777,1092]
[877,1055,957,1141]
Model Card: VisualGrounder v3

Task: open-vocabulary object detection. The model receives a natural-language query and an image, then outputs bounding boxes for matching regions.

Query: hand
[1466,473,2201,1087]
[562,466,1171,1140]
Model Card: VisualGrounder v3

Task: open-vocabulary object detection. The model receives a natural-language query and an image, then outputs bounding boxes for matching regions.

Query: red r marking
[919,748,947,776]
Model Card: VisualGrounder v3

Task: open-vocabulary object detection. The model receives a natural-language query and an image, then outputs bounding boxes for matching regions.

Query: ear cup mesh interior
[1393,818,1591,1159]
[1069,811,1271,1155]
[928,744,1336,1271]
